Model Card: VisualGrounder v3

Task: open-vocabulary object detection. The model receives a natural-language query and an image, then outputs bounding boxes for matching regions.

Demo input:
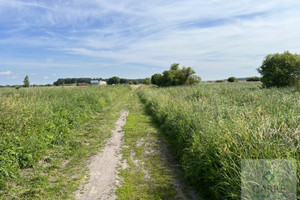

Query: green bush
[258,51,300,88]
[151,63,200,86]
[142,78,151,85]
[151,73,163,85]
[227,76,237,82]
[107,76,120,85]
[246,76,261,81]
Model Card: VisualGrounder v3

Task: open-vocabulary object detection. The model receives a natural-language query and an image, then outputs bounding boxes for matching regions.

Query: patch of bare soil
[75,110,129,200]
[129,84,141,89]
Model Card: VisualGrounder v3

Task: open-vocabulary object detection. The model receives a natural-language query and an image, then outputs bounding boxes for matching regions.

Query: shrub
[257,51,300,88]
[227,76,237,82]
[107,76,120,85]
[151,73,163,85]
[185,74,201,85]
[142,78,151,85]
[151,63,200,86]
[246,76,261,82]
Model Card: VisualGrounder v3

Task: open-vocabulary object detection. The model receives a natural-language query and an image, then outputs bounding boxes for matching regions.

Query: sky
[0,0,300,85]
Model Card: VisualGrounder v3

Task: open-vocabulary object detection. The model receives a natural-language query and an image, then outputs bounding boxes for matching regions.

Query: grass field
[0,86,131,199]
[138,82,299,199]
[0,83,299,199]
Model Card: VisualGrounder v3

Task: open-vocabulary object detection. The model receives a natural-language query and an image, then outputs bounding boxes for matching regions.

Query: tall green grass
[0,86,130,198]
[139,83,299,199]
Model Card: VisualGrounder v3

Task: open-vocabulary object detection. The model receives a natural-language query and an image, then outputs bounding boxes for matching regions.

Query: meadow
[0,83,299,199]
[0,86,131,199]
[139,82,299,199]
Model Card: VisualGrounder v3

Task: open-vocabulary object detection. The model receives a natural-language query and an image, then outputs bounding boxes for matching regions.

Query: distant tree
[15,85,22,90]
[215,80,225,83]
[257,51,300,88]
[53,78,91,86]
[128,81,133,85]
[151,73,163,85]
[227,77,237,82]
[143,78,151,85]
[133,80,139,85]
[120,78,128,84]
[162,70,176,86]
[162,66,185,86]
[23,75,30,87]
[246,76,261,82]
[151,63,199,86]
[107,76,120,85]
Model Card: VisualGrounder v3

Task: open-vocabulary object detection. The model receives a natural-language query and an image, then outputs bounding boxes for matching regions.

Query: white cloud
[1,0,300,81]
[0,71,12,75]
[42,76,49,79]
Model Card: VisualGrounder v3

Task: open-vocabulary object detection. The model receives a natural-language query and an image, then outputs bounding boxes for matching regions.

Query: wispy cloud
[1,0,300,84]
[0,71,12,75]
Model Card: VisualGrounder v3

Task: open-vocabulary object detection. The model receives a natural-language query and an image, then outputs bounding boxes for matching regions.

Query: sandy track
[75,110,129,200]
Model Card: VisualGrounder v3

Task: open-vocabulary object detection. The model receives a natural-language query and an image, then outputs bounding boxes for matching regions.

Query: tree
[246,76,261,82]
[151,73,163,85]
[227,77,237,82]
[151,63,199,86]
[23,75,30,87]
[170,63,180,70]
[120,78,128,84]
[107,76,120,85]
[162,69,183,86]
[257,51,300,88]
[53,78,91,86]
[142,78,151,85]
[182,66,195,79]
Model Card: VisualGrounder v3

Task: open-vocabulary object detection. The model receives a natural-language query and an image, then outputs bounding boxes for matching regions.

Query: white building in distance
[91,80,107,86]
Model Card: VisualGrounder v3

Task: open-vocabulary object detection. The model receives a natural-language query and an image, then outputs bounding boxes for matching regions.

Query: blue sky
[1,0,300,85]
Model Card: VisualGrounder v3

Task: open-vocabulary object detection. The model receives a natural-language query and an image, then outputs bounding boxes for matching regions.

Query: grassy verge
[116,91,181,200]
[0,86,131,199]
[138,83,299,199]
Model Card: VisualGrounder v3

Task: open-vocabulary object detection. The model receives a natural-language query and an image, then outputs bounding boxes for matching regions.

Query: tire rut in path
[75,109,129,200]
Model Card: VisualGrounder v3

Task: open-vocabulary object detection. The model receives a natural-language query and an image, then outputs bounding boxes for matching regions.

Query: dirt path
[75,109,129,200]
[115,92,202,200]
[74,90,201,200]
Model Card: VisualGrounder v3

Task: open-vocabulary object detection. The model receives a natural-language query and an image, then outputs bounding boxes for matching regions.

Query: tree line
[53,77,144,86]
